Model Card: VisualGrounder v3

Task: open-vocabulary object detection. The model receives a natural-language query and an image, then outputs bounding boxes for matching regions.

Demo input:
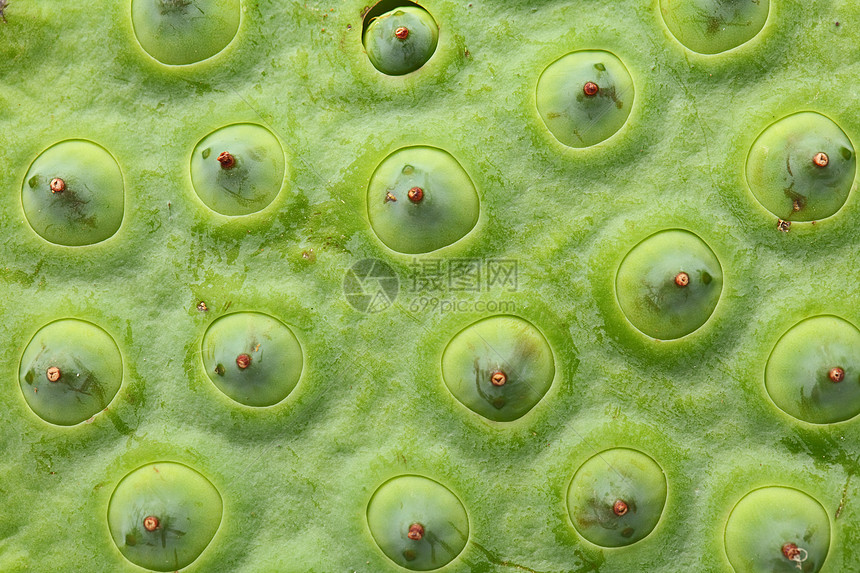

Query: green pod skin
[746,112,855,222]
[441,315,555,422]
[660,0,770,55]
[130,0,241,66]
[566,448,667,548]
[536,50,635,148]
[724,486,830,573]
[765,315,860,424]
[366,146,480,254]
[190,123,286,216]
[363,6,439,76]
[107,462,223,572]
[366,475,469,571]
[22,139,124,246]
[615,229,723,340]
[201,312,303,407]
[18,319,123,426]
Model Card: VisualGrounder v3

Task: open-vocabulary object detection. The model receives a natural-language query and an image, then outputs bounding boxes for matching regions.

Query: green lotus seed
[21,140,124,246]
[746,112,855,221]
[765,315,860,424]
[615,229,723,340]
[201,312,303,407]
[725,486,830,573]
[363,5,439,76]
[130,0,241,66]
[441,315,555,422]
[190,123,286,216]
[367,475,469,570]
[108,462,223,572]
[536,50,635,148]
[660,0,770,54]
[367,146,480,254]
[566,448,667,547]
[18,319,123,426]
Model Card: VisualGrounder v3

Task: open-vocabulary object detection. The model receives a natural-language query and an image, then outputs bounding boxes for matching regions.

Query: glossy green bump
[566,448,667,547]
[108,462,223,572]
[616,229,722,340]
[201,312,303,407]
[130,0,241,66]
[536,50,635,148]
[190,123,286,216]
[367,146,480,254]
[660,0,770,54]
[18,319,122,426]
[367,475,469,570]
[363,5,439,75]
[746,112,855,221]
[725,486,830,573]
[765,315,860,424]
[22,139,124,246]
[441,315,555,422]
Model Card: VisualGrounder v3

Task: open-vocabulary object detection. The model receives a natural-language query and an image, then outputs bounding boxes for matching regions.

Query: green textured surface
[1,1,859,572]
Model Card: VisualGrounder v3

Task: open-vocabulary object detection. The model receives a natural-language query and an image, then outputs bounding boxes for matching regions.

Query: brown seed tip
[50,178,65,193]
[813,152,829,168]
[143,516,160,532]
[674,272,690,287]
[829,367,845,383]
[782,542,801,560]
[196,301,209,312]
[395,26,409,39]
[46,366,61,383]
[777,219,791,233]
[385,191,397,203]
[407,523,424,540]
[217,151,236,169]
[407,187,424,203]
[490,371,507,386]
[583,82,599,97]
[612,499,629,516]
[236,354,252,369]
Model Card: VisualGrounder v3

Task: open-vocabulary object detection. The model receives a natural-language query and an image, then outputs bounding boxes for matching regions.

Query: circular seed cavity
[725,486,830,573]
[566,448,667,548]
[363,4,439,76]
[746,112,855,222]
[367,146,480,254]
[18,319,123,426]
[536,50,635,148]
[367,475,469,570]
[660,0,770,54]
[615,229,723,340]
[22,139,124,246]
[441,315,555,422]
[201,311,303,407]
[765,315,860,424]
[130,0,241,66]
[108,462,223,572]
[190,123,286,216]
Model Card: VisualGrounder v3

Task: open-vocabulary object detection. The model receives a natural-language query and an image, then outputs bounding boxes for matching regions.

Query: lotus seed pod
[366,475,469,570]
[18,319,123,426]
[724,486,830,573]
[566,448,667,547]
[746,112,855,221]
[107,462,223,572]
[201,312,303,407]
[366,146,480,254]
[536,50,635,148]
[22,140,124,246]
[441,315,555,422]
[660,0,770,54]
[190,123,286,216]
[363,6,439,76]
[765,315,860,424]
[130,0,241,66]
[616,229,723,340]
